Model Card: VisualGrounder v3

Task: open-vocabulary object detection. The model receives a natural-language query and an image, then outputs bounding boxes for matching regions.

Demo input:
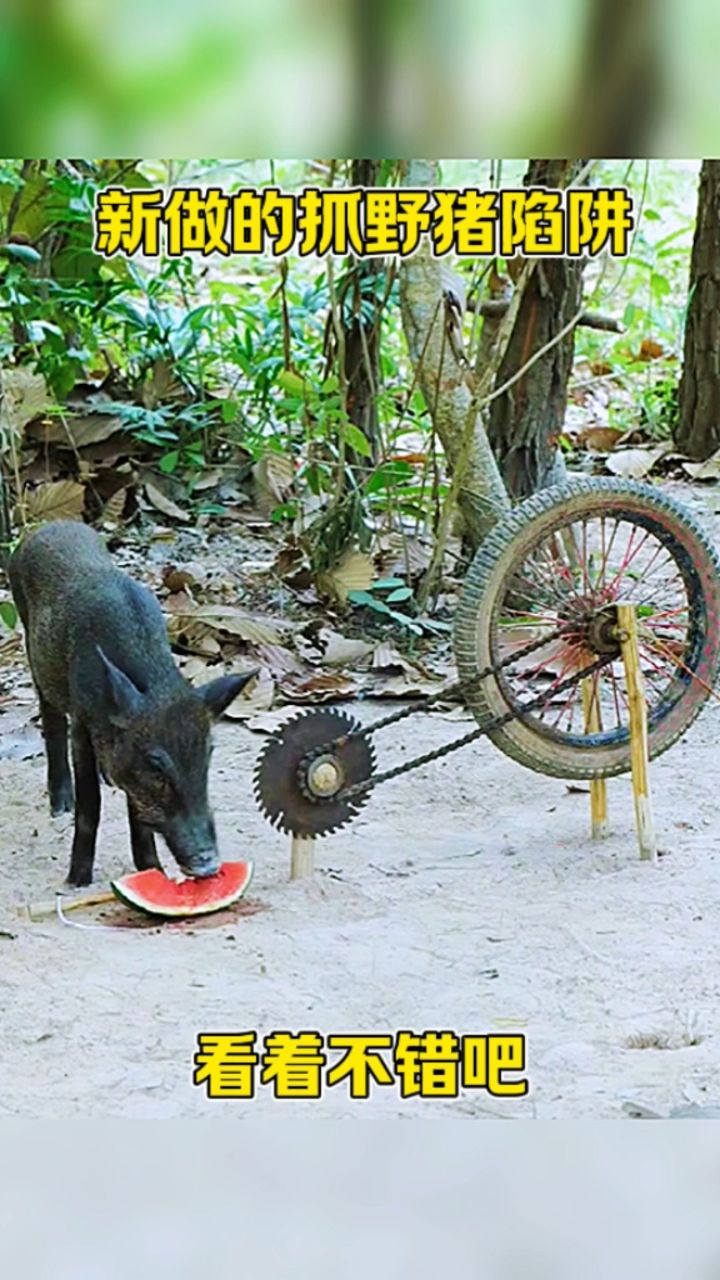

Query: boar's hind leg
[127,799,162,872]
[67,722,101,887]
[40,698,74,816]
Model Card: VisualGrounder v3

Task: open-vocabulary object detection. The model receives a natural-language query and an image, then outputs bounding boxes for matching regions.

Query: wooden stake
[290,834,315,879]
[17,889,116,923]
[582,677,608,838]
[617,602,657,862]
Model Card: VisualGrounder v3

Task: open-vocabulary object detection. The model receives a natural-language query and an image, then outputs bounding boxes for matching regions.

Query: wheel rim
[489,508,706,749]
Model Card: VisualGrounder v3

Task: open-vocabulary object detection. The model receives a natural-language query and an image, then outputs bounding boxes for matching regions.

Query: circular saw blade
[253,709,376,837]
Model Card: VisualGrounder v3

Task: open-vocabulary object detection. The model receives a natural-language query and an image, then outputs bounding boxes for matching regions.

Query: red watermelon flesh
[111,861,254,919]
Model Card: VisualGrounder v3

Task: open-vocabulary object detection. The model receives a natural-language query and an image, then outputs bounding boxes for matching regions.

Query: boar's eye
[145,747,175,779]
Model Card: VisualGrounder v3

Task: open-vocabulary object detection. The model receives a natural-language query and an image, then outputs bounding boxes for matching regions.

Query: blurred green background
[0,0,718,157]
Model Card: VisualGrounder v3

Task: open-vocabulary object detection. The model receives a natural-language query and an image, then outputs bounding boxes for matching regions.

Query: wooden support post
[290,834,315,880]
[616,602,657,863]
[582,677,608,838]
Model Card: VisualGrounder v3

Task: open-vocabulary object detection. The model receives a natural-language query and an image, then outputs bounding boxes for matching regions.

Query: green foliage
[638,375,679,440]
[578,168,694,350]
[303,490,373,574]
[0,158,706,573]
[348,580,451,637]
[0,601,18,632]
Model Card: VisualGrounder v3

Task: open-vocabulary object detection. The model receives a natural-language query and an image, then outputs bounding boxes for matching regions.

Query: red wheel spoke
[581,519,589,592]
[598,518,621,586]
[607,665,624,728]
[551,679,580,730]
[638,642,675,682]
[604,527,654,596]
[536,642,589,701]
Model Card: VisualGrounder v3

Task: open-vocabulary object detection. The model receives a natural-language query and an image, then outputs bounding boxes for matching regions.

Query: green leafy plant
[348,579,451,636]
[0,600,18,631]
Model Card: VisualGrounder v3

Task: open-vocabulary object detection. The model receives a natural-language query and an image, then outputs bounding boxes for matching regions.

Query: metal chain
[297,620,615,805]
[318,619,577,747]
[340,652,614,800]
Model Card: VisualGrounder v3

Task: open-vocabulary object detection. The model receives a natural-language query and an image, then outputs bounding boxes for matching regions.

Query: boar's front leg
[127,799,162,872]
[67,721,101,887]
[40,698,74,816]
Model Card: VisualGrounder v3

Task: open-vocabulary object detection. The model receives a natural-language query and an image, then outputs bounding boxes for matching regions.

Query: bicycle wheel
[453,478,720,779]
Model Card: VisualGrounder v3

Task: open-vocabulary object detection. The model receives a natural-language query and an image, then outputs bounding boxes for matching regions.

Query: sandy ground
[1,481,720,1119]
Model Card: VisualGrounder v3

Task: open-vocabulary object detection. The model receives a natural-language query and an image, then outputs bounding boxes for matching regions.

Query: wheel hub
[585,604,621,658]
[555,599,621,659]
[305,754,344,798]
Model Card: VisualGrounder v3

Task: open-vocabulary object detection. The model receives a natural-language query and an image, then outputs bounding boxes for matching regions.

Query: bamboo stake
[290,835,315,879]
[617,602,657,862]
[582,677,608,838]
[17,889,116,923]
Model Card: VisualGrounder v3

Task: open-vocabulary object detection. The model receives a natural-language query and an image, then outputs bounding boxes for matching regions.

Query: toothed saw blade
[253,709,376,837]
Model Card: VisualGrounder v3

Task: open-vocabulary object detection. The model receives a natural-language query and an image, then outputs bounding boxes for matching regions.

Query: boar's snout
[165,812,221,879]
[180,850,222,879]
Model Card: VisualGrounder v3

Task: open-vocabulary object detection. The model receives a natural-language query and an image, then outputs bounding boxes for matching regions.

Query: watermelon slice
[111,861,254,919]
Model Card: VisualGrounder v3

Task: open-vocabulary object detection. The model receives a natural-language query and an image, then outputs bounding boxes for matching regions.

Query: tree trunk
[486,159,585,500]
[343,159,382,470]
[570,0,662,156]
[675,161,720,461]
[399,160,510,553]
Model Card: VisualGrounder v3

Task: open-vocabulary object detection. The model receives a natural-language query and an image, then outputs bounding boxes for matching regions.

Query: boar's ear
[96,646,145,726]
[198,670,259,720]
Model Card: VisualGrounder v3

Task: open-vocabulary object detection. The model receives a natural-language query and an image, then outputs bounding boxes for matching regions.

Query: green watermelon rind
[110,860,254,919]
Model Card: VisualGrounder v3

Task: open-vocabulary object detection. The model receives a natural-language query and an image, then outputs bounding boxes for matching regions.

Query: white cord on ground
[54,893,121,933]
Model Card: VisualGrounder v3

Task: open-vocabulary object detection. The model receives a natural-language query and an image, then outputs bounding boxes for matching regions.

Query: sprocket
[253,709,376,837]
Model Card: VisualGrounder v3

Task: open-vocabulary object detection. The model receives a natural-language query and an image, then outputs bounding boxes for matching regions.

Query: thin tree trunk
[570,0,663,156]
[675,161,720,461]
[343,159,382,471]
[486,159,585,499]
[399,160,510,553]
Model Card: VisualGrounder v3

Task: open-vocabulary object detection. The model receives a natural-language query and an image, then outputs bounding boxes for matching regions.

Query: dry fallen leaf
[23,479,85,522]
[162,564,201,593]
[365,673,440,698]
[374,531,430,579]
[371,641,433,678]
[101,487,127,525]
[1,368,51,436]
[317,548,375,604]
[189,605,287,645]
[74,434,135,467]
[223,668,275,719]
[255,642,305,678]
[28,411,125,449]
[245,707,300,735]
[166,610,224,656]
[177,655,213,684]
[681,450,720,481]
[294,625,373,667]
[193,633,222,657]
[279,672,357,703]
[142,358,183,409]
[252,451,294,517]
[577,426,625,453]
[638,338,664,362]
[273,543,306,579]
[192,468,224,492]
[144,481,191,523]
[605,443,672,480]
[317,630,373,666]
